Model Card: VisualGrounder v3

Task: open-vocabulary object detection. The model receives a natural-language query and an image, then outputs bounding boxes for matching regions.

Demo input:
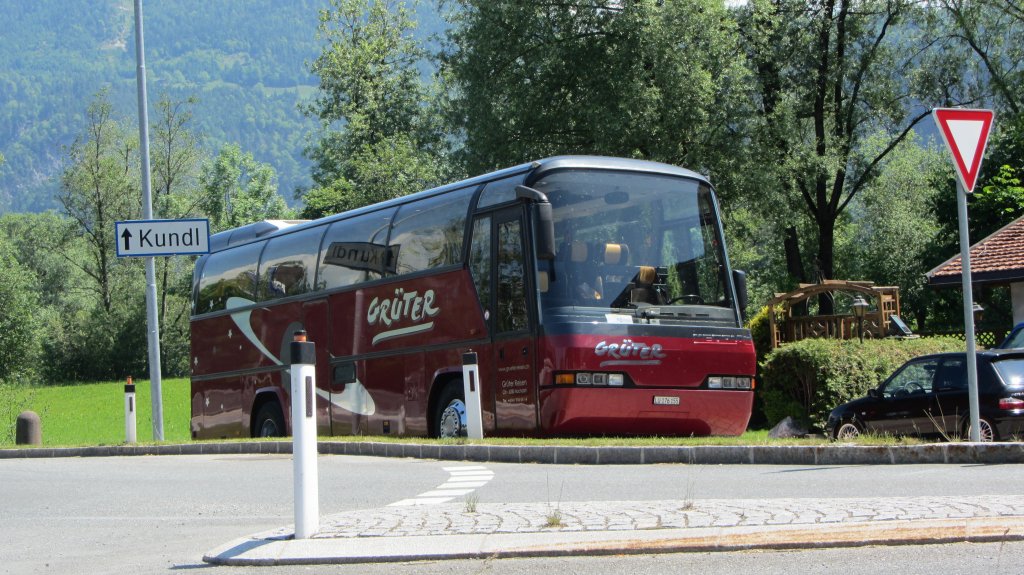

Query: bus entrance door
[491,210,538,432]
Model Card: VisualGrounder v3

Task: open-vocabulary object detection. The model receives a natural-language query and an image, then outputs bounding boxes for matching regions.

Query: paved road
[2,454,1023,574]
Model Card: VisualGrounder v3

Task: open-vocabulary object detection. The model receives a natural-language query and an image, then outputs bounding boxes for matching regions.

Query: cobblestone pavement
[300,495,1024,539]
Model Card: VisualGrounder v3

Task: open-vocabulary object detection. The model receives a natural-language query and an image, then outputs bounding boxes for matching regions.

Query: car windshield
[993,358,1024,388]
[532,169,736,326]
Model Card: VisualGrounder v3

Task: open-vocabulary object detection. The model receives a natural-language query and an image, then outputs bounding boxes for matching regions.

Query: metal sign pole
[956,180,981,442]
[133,0,163,440]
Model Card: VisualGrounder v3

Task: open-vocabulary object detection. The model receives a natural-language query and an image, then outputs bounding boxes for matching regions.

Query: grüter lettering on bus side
[368,288,440,328]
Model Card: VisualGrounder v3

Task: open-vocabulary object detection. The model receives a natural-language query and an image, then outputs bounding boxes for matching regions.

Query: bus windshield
[533,169,735,325]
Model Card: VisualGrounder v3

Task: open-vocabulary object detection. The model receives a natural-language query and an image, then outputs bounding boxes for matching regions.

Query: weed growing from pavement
[545,508,564,528]
[464,493,479,513]
[545,474,565,528]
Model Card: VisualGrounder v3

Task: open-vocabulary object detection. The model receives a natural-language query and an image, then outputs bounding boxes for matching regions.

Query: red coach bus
[189,156,755,439]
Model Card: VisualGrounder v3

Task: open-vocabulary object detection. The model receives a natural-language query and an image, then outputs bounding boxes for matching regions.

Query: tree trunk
[817,214,836,315]
[784,226,806,283]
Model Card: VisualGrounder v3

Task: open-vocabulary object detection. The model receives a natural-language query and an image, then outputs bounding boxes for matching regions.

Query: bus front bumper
[538,387,753,436]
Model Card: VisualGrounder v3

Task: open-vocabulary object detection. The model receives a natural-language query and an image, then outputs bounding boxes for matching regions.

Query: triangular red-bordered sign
[932,108,994,193]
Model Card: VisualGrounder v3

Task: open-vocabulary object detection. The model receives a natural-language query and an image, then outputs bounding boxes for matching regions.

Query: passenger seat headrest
[603,243,629,265]
[637,265,656,286]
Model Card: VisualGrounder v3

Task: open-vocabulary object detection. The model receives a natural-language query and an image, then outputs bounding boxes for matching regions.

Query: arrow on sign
[932,108,994,193]
[121,228,133,251]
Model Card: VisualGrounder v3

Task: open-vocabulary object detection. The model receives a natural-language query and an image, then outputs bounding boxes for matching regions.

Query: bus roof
[207,156,711,253]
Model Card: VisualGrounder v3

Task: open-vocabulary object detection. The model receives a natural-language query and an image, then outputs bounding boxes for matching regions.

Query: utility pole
[133,0,164,440]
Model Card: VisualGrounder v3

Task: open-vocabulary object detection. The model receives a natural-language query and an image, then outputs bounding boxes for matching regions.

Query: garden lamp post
[853,296,869,343]
[972,302,984,331]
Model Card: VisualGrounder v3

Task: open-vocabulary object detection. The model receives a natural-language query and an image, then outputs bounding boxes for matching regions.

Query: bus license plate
[653,396,680,406]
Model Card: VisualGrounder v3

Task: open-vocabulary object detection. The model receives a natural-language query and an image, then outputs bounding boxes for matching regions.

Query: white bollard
[461,351,484,439]
[289,331,319,539]
[124,376,137,444]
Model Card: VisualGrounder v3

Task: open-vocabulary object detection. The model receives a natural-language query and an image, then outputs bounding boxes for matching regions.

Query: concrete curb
[2,440,1024,465]
[203,515,1024,566]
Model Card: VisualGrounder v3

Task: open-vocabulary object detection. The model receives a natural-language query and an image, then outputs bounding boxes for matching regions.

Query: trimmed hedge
[759,336,965,430]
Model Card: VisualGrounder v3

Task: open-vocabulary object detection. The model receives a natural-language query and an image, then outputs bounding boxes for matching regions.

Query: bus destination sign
[115,218,211,257]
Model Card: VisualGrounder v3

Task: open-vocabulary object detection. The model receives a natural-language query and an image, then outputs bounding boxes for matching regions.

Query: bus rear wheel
[253,401,286,438]
[433,382,467,439]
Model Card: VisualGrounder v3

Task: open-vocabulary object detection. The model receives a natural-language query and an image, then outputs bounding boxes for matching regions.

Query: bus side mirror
[516,185,556,261]
[733,269,748,317]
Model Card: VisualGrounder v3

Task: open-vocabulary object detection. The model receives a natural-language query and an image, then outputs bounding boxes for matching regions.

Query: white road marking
[388,465,495,506]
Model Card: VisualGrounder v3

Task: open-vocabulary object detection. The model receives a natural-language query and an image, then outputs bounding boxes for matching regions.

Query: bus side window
[258,227,323,300]
[196,241,265,314]
[476,175,524,209]
[388,187,473,276]
[316,208,396,291]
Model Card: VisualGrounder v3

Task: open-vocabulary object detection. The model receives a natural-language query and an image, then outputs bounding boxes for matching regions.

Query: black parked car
[826,350,1024,442]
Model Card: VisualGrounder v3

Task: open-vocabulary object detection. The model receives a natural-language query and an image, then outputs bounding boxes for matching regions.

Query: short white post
[461,351,484,439]
[124,376,137,444]
[290,331,319,539]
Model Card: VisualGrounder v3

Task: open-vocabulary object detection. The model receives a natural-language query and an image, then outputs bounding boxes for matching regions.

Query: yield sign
[932,108,994,193]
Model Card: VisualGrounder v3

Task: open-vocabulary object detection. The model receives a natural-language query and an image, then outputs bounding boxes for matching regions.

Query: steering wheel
[667,294,703,304]
[905,382,925,394]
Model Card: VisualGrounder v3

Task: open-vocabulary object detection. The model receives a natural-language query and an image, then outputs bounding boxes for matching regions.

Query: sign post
[115,217,210,442]
[289,331,319,539]
[125,376,137,444]
[461,351,484,439]
[132,0,164,440]
[933,107,994,442]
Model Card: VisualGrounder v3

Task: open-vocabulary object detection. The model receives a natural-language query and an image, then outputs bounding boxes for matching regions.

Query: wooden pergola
[765,280,901,350]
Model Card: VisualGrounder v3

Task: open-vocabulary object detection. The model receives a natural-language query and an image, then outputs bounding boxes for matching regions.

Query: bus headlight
[554,372,627,387]
[707,376,753,390]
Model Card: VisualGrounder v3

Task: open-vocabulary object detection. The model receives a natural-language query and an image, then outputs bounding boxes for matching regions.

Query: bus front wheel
[433,382,467,439]
[253,401,286,438]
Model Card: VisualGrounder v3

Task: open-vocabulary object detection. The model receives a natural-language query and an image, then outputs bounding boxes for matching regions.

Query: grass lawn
[2,379,926,448]
[2,378,192,446]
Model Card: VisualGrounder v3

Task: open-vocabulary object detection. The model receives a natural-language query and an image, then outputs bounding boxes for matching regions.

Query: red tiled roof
[927,216,1024,286]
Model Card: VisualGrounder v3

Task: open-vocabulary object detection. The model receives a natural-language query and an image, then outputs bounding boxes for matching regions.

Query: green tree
[934,0,1024,117]
[200,143,293,231]
[442,0,752,187]
[0,212,94,380]
[841,133,948,330]
[0,235,43,383]
[301,0,450,218]
[734,1,988,313]
[58,90,139,313]
[149,94,207,376]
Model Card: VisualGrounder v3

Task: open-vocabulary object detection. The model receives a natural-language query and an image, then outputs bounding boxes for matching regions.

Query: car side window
[934,358,967,391]
[881,359,939,398]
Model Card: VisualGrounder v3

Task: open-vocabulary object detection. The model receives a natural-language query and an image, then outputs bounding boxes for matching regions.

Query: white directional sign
[933,108,994,193]
[115,218,210,257]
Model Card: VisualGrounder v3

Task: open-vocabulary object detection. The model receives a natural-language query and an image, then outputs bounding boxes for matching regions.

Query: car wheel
[253,401,286,438]
[432,382,467,439]
[834,421,862,441]
[965,417,998,442]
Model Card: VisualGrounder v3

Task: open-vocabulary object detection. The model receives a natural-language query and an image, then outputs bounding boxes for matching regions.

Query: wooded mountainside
[0,0,445,213]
